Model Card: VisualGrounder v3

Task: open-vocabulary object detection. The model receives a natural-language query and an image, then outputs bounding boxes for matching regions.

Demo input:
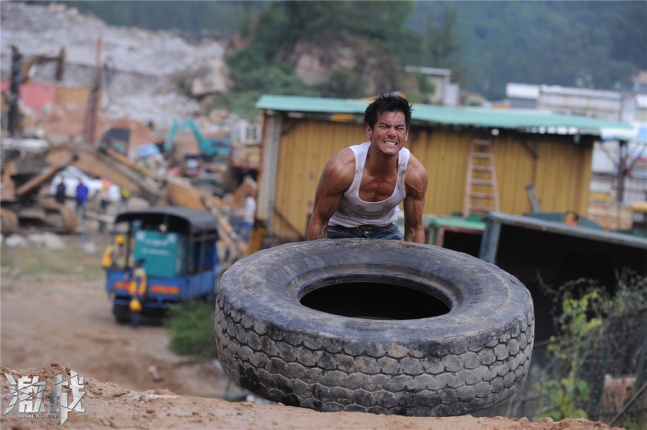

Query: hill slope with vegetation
[56,0,646,115]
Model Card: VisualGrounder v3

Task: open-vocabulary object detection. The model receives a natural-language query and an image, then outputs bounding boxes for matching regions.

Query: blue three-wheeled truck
[105,207,221,323]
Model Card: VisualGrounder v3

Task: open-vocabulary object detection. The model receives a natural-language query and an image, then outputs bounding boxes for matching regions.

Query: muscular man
[307,94,428,243]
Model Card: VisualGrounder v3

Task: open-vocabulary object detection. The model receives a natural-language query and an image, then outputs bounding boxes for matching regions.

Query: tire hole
[300,282,450,320]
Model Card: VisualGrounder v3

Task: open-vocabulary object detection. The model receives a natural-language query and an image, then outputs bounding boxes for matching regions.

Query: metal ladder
[463,140,500,217]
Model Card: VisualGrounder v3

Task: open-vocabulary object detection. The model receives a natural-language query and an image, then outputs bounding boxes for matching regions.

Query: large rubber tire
[214,239,534,417]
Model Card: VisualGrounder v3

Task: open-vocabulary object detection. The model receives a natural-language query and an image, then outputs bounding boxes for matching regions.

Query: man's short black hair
[364,93,413,130]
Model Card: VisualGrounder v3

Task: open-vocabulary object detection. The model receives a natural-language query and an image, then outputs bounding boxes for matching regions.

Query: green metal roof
[256,95,633,135]
[425,216,486,231]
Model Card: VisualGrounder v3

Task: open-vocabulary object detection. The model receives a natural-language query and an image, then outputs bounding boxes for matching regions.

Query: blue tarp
[137,143,162,159]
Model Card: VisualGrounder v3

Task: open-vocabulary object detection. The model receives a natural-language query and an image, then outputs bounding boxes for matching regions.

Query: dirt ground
[0,233,624,429]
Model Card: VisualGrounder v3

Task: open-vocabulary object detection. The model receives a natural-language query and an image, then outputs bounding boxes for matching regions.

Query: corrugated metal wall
[265,117,593,239]
[271,119,365,239]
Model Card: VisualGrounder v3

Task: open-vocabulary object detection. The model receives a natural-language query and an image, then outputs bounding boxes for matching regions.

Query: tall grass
[166,299,217,358]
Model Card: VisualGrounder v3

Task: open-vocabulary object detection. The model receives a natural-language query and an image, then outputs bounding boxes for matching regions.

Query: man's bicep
[313,188,343,220]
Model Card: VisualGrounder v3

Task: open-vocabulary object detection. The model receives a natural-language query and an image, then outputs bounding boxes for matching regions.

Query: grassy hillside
[57,0,646,101]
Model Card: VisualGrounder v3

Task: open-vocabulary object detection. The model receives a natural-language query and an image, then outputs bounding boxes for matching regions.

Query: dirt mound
[0,364,622,430]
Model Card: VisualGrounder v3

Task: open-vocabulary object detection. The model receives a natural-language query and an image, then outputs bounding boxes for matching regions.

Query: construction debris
[1,2,260,270]
[1,1,225,129]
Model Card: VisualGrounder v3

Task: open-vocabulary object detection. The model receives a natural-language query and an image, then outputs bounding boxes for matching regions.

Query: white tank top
[329,142,410,228]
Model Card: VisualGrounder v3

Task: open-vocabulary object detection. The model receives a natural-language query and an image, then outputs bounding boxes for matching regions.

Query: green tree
[223,1,419,105]
[51,1,647,105]
[611,1,647,70]
[425,8,460,68]
[538,290,603,420]
[59,1,255,37]
[537,270,647,422]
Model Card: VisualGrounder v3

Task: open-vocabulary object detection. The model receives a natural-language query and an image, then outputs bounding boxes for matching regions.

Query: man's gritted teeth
[384,140,398,147]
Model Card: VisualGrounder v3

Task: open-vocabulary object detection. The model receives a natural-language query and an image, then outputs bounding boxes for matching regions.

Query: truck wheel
[0,208,19,236]
[214,239,534,417]
[113,304,130,324]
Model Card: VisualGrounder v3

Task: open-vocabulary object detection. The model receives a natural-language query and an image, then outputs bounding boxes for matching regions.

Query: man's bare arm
[403,155,428,243]
[307,150,355,240]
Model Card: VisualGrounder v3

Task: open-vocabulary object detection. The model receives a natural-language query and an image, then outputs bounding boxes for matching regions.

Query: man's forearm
[307,219,328,240]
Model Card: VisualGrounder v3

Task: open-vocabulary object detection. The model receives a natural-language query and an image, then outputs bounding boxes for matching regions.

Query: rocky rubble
[1,1,227,129]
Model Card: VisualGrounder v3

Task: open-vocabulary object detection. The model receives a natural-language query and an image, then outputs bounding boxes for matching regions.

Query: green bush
[536,269,647,421]
[167,300,217,358]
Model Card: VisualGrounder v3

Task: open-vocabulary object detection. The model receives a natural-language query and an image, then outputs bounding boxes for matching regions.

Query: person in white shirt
[240,192,256,242]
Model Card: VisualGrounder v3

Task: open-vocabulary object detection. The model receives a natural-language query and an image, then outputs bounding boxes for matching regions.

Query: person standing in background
[55,177,67,205]
[241,191,256,242]
[118,188,131,213]
[75,178,89,221]
[102,235,126,270]
[98,179,112,215]
[128,258,147,329]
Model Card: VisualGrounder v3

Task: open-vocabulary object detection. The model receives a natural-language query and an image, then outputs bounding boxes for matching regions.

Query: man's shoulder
[327,149,356,176]
[334,145,358,163]
[320,148,356,193]
[350,141,370,151]
[405,154,429,186]
[407,153,427,172]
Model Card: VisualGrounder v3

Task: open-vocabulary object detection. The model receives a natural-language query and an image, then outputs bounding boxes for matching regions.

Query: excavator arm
[45,143,208,210]
[164,119,231,159]
[45,143,163,206]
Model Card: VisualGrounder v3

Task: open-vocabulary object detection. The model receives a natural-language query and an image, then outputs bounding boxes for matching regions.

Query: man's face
[366,110,409,157]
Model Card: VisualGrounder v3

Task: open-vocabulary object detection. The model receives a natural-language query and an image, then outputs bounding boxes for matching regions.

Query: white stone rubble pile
[1,2,227,128]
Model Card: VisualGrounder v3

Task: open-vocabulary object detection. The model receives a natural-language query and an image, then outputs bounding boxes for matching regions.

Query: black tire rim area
[299,274,451,320]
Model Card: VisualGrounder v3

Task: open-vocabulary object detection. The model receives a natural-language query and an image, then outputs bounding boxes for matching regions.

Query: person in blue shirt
[75,179,89,221]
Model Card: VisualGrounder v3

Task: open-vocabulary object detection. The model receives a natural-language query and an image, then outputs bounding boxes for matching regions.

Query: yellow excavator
[1,148,78,235]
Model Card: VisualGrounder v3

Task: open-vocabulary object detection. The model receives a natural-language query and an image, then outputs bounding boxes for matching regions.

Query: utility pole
[7,45,22,137]
[82,38,102,145]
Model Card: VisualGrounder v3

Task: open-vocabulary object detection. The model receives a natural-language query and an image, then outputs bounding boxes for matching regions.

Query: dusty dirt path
[0,240,623,429]
[0,272,229,398]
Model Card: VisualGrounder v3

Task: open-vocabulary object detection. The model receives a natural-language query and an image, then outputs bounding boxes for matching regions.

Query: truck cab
[105,206,221,323]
